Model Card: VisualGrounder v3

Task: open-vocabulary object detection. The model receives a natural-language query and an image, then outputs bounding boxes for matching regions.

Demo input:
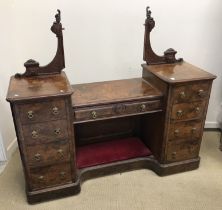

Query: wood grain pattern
[26,141,70,166]
[142,62,216,84]
[171,101,206,121]
[29,163,72,190]
[18,100,67,124]
[172,81,211,104]
[22,119,68,145]
[168,120,202,141]
[74,100,162,123]
[72,78,162,108]
[166,140,200,162]
[6,72,73,102]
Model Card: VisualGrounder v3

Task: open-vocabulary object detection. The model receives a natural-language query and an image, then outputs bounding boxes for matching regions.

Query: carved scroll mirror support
[143,7,183,65]
[15,9,65,77]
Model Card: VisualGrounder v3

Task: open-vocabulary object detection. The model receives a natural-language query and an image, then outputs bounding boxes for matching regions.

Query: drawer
[166,140,199,162]
[29,163,72,190]
[169,121,202,141]
[22,119,68,145]
[18,99,67,124]
[26,141,70,166]
[74,100,162,122]
[172,82,211,104]
[171,101,206,121]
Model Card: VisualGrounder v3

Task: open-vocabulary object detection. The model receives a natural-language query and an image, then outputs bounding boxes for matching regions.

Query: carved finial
[55,9,61,23]
[15,9,65,77]
[143,6,183,65]
[146,6,151,18]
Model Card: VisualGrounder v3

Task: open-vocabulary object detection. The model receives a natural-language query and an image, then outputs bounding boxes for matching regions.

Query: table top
[142,61,216,84]
[71,78,163,108]
[6,72,73,102]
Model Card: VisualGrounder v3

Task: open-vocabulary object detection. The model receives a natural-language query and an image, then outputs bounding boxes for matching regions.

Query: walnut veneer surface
[71,78,162,107]
[7,61,216,203]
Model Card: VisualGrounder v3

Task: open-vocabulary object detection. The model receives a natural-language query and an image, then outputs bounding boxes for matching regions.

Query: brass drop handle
[174,129,180,136]
[34,153,41,161]
[191,127,197,133]
[52,106,59,115]
[172,152,177,159]
[54,128,61,135]
[91,111,97,119]
[176,110,183,117]
[140,104,146,112]
[38,175,44,181]
[57,149,64,159]
[27,111,34,119]
[179,91,186,99]
[31,130,38,138]
[195,107,200,113]
[60,171,66,179]
[198,89,205,97]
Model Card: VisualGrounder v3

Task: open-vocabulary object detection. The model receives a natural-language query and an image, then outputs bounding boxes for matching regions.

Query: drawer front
[22,120,68,145]
[169,121,202,141]
[26,141,70,166]
[29,163,72,190]
[74,100,162,122]
[172,82,210,104]
[166,141,199,162]
[18,99,67,124]
[171,101,206,121]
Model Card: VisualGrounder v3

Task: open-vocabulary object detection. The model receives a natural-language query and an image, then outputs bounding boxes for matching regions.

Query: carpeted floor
[0,131,222,210]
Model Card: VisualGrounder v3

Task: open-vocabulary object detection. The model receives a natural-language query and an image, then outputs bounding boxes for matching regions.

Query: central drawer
[74,100,162,122]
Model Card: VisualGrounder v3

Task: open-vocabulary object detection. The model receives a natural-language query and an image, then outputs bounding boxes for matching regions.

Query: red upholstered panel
[76,137,151,169]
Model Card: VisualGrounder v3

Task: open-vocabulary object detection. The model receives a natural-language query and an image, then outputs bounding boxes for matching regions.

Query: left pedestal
[6,72,79,203]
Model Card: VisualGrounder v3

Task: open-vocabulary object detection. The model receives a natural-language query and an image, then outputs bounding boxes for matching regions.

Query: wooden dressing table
[6,8,216,203]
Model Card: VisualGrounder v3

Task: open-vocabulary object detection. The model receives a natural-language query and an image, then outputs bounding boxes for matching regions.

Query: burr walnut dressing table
[6,8,216,203]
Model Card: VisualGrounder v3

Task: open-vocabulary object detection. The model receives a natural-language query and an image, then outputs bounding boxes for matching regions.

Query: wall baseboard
[204,121,220,129]
[6,137,18,159]
[0,138,17,175]
[0,162,7,174]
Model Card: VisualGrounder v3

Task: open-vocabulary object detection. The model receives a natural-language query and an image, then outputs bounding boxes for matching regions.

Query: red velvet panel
[76,137,151,169]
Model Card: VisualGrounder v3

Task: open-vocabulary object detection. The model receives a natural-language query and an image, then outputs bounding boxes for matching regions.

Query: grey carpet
[0,131,222,210]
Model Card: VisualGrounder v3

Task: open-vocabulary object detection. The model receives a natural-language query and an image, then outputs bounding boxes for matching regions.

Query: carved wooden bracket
[15,9,65,77]
[143,7,183,65]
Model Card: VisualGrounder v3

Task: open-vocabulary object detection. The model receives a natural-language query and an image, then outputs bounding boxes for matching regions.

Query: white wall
[1,0,222,163]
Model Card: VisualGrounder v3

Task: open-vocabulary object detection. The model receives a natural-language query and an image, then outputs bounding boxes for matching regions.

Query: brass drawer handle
[38,175,44,181]
[54,128,61,135]
[114,104,126,114]
[31,130,38,138]
[91,111,97,119]
[198,89,205,97]
[195,107,200,113]
[60,171,66,179]
[179,91,186,99]
[176,110,183,117]
[57,149,64,159]
[27,111,34,119]
[34,153,41,161]
[140,104,146,112]
[174,129,180,136]
[191,127,197,133]
[52,106,59,115]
